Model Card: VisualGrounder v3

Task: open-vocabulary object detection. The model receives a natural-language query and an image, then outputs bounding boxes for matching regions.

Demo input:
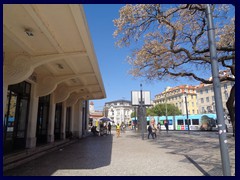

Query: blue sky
[83,4,234,111]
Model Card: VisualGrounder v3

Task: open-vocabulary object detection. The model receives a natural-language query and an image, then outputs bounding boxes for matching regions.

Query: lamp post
[205,4,231,175]
[140,84,144,140]
[212,101,215,113]
[165,88,168,121]
[134,106,137,131]
[184,90,190,134]
[165,88,168,133]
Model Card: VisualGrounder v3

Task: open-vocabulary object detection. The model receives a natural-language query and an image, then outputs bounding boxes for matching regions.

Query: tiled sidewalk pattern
[3,129,235,176]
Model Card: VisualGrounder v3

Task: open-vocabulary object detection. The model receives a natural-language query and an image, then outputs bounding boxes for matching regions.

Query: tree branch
[165,69,213,84]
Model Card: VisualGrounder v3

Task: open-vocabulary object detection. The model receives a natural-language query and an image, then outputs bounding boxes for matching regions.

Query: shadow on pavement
[4,134,113,176]
[126,131,235,176]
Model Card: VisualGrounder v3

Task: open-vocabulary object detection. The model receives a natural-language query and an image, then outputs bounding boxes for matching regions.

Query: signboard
[131,91,151,106]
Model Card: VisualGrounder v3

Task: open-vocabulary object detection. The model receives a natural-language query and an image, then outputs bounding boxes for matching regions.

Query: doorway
[36,95,50,145]
[3,81,31,154]
[65,107,71,138]
[54,103,62,140]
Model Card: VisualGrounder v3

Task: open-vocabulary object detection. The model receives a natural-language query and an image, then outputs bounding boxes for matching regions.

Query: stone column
[26,84,38,149]
[70,105,74,134]
[73,100,83,138]
[84,101,89,135]
[48,93,56,143]
[61,101,67,140]
[82,101,86,136]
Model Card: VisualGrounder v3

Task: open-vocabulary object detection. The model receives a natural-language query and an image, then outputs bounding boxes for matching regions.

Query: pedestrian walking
[164,120,169,134]
[152,123,157,139]
[157,122,161,134]
[121,123,125,133]
[147,124,154,139]
[116,123,120,137]
[108,122,112,134]
[150,118,157,139]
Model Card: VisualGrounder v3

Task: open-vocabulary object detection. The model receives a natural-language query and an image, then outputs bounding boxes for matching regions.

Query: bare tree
[113,4,235,135]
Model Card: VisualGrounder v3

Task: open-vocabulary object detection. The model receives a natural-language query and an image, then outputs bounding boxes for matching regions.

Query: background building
[153,69,234,117]
[89,101,103,126]
[154,85,198,115]
[196,81,234,114]
[196,68,235,115]
[104,100,134,125]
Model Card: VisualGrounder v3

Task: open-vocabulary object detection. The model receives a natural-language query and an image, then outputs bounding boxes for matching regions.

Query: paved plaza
[3,129,235,176]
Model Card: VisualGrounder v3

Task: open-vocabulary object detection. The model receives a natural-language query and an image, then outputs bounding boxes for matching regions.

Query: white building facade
[3,5,106,156]
[105,100,134,125]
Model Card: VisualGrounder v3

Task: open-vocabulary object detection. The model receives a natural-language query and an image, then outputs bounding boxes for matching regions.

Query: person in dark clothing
[164,120,169,134]
[148,125,154,139]
[108,123,112,134]
[91,126,99,136]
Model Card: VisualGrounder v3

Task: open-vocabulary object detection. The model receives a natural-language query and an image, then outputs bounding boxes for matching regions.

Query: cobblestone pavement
[3,129,235,176]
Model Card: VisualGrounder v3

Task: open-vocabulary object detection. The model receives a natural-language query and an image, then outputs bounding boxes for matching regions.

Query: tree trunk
[226,84,235,137]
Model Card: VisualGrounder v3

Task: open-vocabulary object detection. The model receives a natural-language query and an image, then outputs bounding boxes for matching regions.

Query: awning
[3,4,106,103]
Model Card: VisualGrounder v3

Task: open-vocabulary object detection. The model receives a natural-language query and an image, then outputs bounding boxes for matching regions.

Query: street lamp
[133,106,136,130]
[184,89,190,134]
[140,84,144,140]
[205,4,231,175]
[165,88,168,133]
[212,101,215,113]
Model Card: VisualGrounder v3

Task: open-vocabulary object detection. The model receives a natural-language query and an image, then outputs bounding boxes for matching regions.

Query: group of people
[91,122,112,136]
[147,118,169,139]
[91,121,126,138]
[91,119,169,139]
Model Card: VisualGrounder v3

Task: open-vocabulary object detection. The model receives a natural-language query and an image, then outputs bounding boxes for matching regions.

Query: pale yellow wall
[154,85,198,115]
